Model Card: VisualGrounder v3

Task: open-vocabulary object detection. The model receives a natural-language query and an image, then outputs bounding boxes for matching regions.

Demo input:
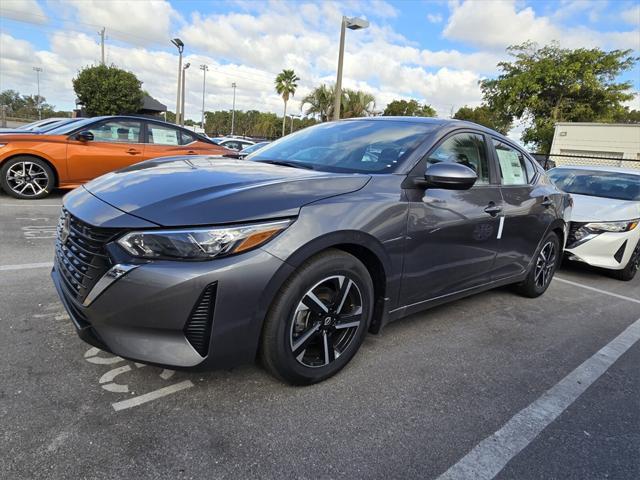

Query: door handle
[484,203,502,217]
[541,197,553,208]
[186,150,197,155]
[126,148,141,155]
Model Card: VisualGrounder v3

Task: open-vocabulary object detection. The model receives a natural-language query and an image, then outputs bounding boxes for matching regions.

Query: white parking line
[0,262,53,272]
[437,316,640,480]
[554,276,640,305]
[111,380,194,411]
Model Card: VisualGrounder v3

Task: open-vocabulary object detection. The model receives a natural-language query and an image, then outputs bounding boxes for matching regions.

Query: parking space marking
[437,316,640,480]
[554,276,640,305]
[0,262,53,272]
[111,380,194,412]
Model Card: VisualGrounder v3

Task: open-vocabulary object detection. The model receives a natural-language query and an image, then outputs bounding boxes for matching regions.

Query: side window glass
[523,156,536,182]
[427,133,490,184]
[492,139,528,185]
[180,131,196,145]
[148,124,180,145]
[88,121,141,143]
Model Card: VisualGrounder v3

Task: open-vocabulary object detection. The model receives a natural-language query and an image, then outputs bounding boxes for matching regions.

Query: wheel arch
[0,153,60,188]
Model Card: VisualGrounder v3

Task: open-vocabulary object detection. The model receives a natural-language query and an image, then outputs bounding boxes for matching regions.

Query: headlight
[583,220,638,233]
[117,219,293,260]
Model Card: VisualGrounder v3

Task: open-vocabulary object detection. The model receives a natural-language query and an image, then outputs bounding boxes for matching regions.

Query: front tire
[0,156,55,199]
[260,249,374,385]
[515,231,561,298]
[612,241,639,281]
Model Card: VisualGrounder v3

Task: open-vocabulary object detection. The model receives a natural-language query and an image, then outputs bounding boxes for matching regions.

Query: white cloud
[620,5,640,26]
[427,13,443,23]
[0,0,46,24]
[444,0,640,51]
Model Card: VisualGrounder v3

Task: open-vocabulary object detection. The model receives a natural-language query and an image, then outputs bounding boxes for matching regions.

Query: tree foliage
[382,99,436,117]
[301,84,376,120]
[453,105,512,134]
[205,109,317,139]
[73,64,144,116]
[274,69,300,136]
[481,42,638,152]
[0,89,66,119]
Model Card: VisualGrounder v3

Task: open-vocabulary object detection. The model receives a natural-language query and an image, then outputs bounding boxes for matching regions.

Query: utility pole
[98,28,105,65]
[33,67,42,120]
[181,63,190,127]
[171,38,184,125]
[231,82,237,135]
[200,64,208,130]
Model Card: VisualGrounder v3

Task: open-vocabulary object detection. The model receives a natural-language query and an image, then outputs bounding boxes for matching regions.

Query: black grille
[184,284,217,357]
[55,209,122,303]
[567,222,586,247]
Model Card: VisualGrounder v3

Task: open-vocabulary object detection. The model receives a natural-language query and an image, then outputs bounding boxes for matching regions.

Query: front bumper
[53,246,291,370]
[565,227,640,271]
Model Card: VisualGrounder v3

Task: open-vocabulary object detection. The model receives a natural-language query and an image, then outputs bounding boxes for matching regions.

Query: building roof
[140,94,167,113]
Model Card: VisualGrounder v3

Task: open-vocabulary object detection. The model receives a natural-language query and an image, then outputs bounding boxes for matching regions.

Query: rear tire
[260,249,374,385]
[514,231,561,298]
[612,241,639,281]
[0,156,55,199]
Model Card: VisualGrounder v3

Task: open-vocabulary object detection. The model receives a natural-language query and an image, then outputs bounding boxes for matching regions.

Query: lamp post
[33,67,43,119]
[332,16,368,121]
[181,63,190,127]
[199,64,208,130]
[171,38,184,125]
[230,82,237,135]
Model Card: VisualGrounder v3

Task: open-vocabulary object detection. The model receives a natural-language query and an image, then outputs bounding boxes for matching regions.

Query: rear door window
[148,124,181,145]
[492,139,528,185]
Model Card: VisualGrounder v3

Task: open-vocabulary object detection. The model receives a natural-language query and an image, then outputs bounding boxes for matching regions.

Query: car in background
[51,117,569,385]
[0,115,231,199]
[0,118,81,135]
[238,141,271,158]
[214,137,255,151]
[0,117,71,132]
[548,166,640,280]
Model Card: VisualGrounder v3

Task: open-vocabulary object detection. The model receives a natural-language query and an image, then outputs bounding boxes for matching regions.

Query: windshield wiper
[256,160,314,170]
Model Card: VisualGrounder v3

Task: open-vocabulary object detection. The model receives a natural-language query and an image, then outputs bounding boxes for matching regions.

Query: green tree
[382,99,436,117]
[0,89,60,119]
[274,69,300,136]
[73,64,144,116]
[301,84,334,122]
[453,105,512,134]
[613,108,640,124]
[481,42,637,152]
[341,89,376,118]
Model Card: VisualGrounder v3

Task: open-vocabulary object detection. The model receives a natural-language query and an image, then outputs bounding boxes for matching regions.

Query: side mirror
[76,131,94,142]
[420,162,477,190]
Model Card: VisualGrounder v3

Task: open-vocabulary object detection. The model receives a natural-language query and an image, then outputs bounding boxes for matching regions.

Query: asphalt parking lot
[1,190,639,480]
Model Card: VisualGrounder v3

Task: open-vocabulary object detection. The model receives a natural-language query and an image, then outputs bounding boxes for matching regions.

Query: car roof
[549,165,640,176]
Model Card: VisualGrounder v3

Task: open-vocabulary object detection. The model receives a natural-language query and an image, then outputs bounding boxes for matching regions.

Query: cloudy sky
[1,0,639,127]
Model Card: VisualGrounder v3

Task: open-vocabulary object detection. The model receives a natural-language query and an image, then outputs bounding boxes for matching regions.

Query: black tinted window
[427,132,490,184]
[251,120,436,173]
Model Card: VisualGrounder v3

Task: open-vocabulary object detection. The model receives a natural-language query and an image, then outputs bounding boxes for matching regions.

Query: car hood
[83,156,371,226]
[570,193,640,222]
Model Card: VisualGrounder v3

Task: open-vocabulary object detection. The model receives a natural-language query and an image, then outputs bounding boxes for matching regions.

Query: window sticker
[150,127,179,145]
[497,149,525,185]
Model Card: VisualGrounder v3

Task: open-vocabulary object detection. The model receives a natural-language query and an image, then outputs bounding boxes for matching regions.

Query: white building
[549,122,640,170]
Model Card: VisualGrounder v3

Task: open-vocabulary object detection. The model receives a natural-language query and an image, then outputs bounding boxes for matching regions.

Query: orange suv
[0,115,231,199]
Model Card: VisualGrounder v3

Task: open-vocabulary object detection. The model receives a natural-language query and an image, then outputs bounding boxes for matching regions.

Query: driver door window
[427,133,490,184]
[86,121,141,143]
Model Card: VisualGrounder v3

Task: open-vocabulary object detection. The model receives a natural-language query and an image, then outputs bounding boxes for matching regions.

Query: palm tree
[341,89,376,118]
[274,69,300,136]
[301,84,334,122]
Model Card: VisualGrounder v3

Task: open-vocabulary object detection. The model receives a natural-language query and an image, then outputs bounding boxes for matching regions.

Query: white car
[213,137,255,151]
[548,166,640,280]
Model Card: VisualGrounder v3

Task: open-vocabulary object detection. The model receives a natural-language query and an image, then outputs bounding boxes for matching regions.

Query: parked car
[548,166,640,280]
[0,115,230,199]
[0,118,82,135]
[52,117,570,385]
[215,137,255,151]
[0,117,71,132]
[238,141,270,158]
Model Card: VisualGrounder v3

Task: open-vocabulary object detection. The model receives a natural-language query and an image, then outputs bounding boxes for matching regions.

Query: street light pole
[231,82,237,135]
[181,63,190,127]
[171,38,184,125]
[332,16,368,121]
[33,67,43,120]
[200,64,208,130]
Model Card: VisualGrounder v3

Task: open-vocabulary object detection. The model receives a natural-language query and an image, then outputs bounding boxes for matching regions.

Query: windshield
[548,168,640,201]
[46,117,101,135]
[249,120,436,173]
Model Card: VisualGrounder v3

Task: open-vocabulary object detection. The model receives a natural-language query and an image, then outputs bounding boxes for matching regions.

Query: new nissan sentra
[52,118,570,384]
